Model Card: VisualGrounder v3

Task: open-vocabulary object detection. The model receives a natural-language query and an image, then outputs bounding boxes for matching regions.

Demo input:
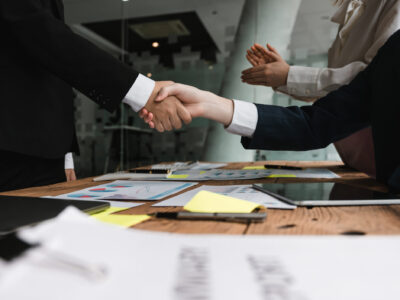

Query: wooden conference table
[2,161,400,235]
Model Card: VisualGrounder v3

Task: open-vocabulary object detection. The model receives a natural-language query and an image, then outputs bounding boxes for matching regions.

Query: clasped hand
[139,83,234,131]
[139,81,192,132]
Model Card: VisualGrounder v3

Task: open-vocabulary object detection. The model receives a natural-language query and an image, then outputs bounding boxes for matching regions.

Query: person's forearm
[242,69,372,151]
[199,91,234,126]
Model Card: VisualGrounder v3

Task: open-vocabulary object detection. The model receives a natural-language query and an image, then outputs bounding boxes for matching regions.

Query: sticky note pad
[243,166,266,170]
[93,214,151,228]
[184,191,262,213]
[92,207,128,217]
[167,174,189,179]
[92,207,150,227]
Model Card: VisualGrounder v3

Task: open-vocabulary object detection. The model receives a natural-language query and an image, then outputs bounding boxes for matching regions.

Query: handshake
[139,42,288,132]
[139,81,234,132]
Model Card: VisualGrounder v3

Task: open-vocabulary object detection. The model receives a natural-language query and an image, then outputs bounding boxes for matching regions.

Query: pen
[150,212,267,223]
[264,165,304,170]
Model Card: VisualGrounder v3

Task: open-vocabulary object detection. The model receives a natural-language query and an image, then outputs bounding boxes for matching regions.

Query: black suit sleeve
[241,67,372,151]
[0,0,139,112]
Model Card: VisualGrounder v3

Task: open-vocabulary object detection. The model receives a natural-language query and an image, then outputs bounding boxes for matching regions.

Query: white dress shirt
[225,100,258,137]
[64,152,74,169]
[226,0,400,137]
[278,0,400,101]
[64,74,155,170]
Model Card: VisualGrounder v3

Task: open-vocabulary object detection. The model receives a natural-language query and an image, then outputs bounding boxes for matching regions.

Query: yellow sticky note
[200,171,207,174]
[168,174,189,179]
[184,191,262,213]
[93,214,151,228]
[92,207,127,217]
[243,166,266,170]
[266,174,296,178]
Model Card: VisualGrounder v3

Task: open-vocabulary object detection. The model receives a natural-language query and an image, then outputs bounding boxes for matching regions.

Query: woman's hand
[246,43,273,66]
[140,84,234,130]
[242,44,290,88]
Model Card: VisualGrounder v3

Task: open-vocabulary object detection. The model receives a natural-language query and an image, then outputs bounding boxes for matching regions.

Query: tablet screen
[254,182,396,203]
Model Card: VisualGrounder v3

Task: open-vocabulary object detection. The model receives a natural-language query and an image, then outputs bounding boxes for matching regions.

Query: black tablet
[253,182,400,206]
[0,195,109,234]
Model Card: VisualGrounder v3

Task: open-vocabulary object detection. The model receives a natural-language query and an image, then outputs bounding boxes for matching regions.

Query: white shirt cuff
[64,153,74,169]
[286,65,319,97]
[122,74,155,112]
[225,100,258,138]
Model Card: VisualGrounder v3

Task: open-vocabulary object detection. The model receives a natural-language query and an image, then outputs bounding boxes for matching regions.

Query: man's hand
[141,84,234,130]
[139,81,192,132]
[65,169,77,181]
[242,44,289,88]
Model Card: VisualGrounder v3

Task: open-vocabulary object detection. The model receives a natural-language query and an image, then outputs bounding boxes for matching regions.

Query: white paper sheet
[94,167,338,182]
[170,168,339,181]
[188,162,228,170]
[151,161,227,171]
[1,208,400,300]
[151,162,189,170]
[52,181,197,201]
[93,172,166,182]
[153,185,296,209]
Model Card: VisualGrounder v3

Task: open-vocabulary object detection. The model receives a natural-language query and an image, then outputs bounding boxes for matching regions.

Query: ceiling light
[152,42,159,48]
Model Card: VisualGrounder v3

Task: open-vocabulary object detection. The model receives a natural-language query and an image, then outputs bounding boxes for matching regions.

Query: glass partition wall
[67,0,229,177]
[65,0,341,177]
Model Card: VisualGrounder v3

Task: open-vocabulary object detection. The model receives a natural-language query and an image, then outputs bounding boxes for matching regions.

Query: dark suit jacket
[242,30,400,191]
[0,0,138,158]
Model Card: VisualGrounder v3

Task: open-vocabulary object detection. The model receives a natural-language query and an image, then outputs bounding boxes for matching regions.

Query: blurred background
[64,0,342,177]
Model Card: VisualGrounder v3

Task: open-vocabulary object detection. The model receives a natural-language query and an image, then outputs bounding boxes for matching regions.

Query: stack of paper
[94,167,339,182]
[1,208,399,300]
[94,162,228,181]
[167,168,339,181]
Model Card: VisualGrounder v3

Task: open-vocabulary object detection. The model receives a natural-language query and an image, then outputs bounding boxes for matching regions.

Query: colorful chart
[89,188,118,193]
[107,184,133,188]
[68,194,98,199]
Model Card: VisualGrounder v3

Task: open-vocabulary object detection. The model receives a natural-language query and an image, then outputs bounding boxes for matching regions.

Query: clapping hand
[246,43,274,66]
[242,43,289,88]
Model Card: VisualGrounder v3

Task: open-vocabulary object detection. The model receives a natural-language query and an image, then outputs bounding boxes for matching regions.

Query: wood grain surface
[2,161,399,235]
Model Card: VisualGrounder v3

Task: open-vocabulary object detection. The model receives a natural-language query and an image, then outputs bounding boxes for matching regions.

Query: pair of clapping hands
[140,43,289,130]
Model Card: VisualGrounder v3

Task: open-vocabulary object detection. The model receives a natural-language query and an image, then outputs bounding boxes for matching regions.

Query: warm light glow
[147,73,152,78]
[152,42,160,48]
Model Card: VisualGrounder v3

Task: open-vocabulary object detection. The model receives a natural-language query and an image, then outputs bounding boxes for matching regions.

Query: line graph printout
[54,181,197,201]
